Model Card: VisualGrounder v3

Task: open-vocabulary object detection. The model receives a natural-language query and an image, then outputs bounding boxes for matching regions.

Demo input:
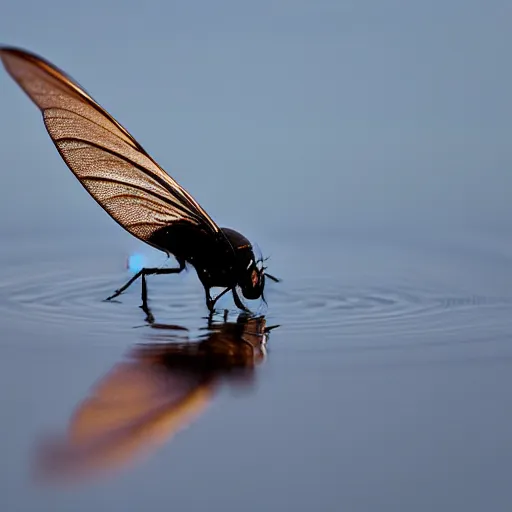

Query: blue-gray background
[2,0,511,240]
[1,1,512,511]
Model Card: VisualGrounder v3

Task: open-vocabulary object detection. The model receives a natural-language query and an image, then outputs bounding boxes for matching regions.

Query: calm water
[1,225,512,511]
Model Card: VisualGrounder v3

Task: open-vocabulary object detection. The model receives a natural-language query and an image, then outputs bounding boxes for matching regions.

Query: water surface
[1,226,512,511]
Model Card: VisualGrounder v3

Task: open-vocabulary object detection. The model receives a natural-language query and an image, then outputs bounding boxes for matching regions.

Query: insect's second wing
[0,47,222,250]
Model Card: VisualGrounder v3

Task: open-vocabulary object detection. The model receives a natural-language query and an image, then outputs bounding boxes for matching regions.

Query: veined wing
[0,47,222,249]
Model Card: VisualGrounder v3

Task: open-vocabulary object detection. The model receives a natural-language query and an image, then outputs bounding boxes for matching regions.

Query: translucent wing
[0,47,221,250]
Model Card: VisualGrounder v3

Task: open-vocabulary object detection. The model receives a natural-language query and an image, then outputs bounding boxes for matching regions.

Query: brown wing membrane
[0,47,221,249]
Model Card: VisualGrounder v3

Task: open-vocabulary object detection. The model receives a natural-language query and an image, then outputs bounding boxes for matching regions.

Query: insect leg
[139,266,185,317]
[140,274,155,324]
[203,286,214,312]
[232,288,251,312]
[204,286,232,312]
[211,287,232,310]
[105,261,185,301]
[106,270,144,300]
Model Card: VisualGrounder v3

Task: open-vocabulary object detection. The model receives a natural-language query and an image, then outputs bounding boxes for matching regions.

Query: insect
[0,47,279,313]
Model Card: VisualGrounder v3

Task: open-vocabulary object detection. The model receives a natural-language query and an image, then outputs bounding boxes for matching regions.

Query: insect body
[0,47,278,312]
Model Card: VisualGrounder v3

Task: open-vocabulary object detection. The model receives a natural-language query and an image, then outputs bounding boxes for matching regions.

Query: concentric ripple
[267,277,512,340]
[0,255,511,343]
[0,259,210,334]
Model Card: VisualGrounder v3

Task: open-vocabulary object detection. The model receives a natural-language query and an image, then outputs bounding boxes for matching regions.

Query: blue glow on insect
[127,253,145,274]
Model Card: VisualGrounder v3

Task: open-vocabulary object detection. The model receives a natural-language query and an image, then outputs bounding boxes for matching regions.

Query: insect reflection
[35,314,275,483]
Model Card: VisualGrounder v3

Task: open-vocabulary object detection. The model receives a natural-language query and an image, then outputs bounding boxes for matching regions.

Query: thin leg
[105,264,185,301]
[106,269,144,300]
[204,286,232,313]
[232,288,250,312]
[204,286,214,312]
[140,274,155,324]
[207,308,215,326]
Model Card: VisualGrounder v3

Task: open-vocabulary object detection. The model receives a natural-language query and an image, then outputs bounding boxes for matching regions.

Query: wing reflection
[35,314,272,483]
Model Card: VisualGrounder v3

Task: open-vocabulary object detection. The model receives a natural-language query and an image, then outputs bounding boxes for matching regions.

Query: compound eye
[251,269,259,287]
